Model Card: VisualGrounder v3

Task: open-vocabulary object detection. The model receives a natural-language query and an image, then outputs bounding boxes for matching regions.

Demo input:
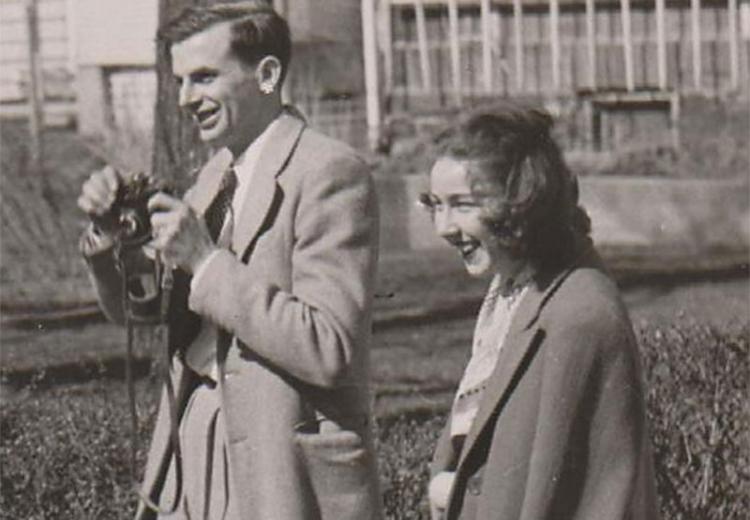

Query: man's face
[171,22,263,154]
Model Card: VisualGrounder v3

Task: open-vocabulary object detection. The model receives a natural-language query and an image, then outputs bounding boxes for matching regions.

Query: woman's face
[426,157,506,278]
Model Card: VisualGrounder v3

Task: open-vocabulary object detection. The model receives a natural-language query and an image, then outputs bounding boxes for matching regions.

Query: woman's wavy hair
[157,1,291,83]
[433,102,591,272]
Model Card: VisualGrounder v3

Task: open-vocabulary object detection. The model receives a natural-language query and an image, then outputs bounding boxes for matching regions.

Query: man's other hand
[148,193,216,274]
[78,166,120,218]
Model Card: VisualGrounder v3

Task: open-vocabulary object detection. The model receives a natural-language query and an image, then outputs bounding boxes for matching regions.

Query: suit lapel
[455,266,574,471]
[232,111,305,258]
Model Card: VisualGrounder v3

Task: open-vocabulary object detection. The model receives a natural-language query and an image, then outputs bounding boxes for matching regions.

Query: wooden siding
[0,0,73,103]
[380,0,748,111]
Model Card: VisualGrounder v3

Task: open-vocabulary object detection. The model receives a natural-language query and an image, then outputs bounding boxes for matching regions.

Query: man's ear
[256,55,282,95]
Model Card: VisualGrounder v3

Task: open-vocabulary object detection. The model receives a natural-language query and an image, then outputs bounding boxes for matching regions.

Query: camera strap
[117,247,184,516]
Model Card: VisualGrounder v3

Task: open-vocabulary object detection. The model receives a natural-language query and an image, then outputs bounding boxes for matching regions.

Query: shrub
[1,323,747,519]
[376,410,447,518]
[639,323,750,520]
[0,381,156,520]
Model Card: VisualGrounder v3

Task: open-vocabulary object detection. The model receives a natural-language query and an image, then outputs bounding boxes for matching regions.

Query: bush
[1,323,748,519]
[640,324,750,519]
[377,411,446,518]
[0,381,157,520]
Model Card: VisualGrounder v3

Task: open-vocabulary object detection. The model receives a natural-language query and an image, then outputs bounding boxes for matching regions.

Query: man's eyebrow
[190,67,218,76]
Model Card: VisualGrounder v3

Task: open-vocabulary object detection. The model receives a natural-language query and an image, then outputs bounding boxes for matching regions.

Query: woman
[422,105,659,520]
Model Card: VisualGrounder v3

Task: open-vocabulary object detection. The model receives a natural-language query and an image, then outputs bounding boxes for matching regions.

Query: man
[77,3,382,519]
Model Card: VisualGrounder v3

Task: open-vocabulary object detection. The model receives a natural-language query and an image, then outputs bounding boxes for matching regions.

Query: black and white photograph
[1,1,748,519]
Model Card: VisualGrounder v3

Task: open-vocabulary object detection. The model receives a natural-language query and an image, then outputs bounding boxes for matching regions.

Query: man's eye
[194,73,216,84]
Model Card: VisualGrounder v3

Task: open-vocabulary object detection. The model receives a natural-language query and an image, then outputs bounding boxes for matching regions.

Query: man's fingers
[148,192,181,212]
[79,180,115,215]
[100,166,120,192]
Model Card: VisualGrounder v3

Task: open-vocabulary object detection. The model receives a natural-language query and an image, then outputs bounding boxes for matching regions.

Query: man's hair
[432,102,591,272]
[157,1,292,83]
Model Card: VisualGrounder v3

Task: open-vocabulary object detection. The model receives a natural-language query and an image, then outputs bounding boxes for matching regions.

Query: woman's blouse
[450,270,532,439]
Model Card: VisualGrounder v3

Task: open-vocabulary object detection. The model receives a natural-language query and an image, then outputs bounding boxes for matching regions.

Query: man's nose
[178,81,199,109]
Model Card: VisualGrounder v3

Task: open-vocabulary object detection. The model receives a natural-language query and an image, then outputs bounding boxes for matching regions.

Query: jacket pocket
[294,428,382,520]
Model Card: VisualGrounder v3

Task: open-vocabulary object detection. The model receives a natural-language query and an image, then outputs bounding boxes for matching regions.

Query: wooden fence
[361,0,749,147]
[0,0,75,110]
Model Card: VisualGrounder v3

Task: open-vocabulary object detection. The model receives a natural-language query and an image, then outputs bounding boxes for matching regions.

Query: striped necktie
[204,167,238,243]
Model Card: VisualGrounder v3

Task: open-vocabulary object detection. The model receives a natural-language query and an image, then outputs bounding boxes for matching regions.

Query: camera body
[106,172,172,248]
[102,172,173,324]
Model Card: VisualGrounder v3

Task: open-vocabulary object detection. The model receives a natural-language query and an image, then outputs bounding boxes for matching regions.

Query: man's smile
[195,106,220,126]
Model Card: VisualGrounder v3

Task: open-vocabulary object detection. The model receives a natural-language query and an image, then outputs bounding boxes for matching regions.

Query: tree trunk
[151,0,210,191]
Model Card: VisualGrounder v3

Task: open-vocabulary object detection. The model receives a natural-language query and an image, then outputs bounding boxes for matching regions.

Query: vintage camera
[106,172,172,249]
[102,172,174,324]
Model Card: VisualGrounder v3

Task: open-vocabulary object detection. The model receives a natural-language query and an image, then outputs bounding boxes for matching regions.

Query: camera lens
[119,209,147,241]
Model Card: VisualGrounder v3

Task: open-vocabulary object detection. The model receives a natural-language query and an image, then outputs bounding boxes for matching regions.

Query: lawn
[2,272,748,519]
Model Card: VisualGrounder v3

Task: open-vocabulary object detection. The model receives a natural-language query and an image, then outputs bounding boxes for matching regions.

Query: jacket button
[467,475,482,496]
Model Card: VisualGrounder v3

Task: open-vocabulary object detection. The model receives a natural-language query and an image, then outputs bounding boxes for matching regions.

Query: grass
[1,276,748,519]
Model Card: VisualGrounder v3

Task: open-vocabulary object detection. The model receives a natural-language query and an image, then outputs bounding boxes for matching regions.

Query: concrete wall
[375,174,750,258]
[74,0,157,67]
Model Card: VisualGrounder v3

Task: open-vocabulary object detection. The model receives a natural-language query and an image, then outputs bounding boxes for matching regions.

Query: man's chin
[197,126,227,146]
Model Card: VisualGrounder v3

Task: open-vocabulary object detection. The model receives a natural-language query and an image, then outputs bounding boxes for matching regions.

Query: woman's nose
[434,208,458,238]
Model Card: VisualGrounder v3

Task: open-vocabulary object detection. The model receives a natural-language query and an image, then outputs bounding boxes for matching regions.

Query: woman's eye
[453,199,479,212]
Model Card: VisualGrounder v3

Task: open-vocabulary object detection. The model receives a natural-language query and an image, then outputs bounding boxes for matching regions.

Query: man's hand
[148,193,216,274]
[77,166,120,220]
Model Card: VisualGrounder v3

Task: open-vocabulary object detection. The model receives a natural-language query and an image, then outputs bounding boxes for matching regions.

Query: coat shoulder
[296,127,367,171]
[540,267,635,356]
[549,267,627,324]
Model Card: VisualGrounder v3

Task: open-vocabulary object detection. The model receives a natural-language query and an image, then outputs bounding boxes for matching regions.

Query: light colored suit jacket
[85,111,382,519]
[431,248,660,520]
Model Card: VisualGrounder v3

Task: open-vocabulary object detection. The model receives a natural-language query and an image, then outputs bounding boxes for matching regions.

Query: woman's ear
[256,55,282,95]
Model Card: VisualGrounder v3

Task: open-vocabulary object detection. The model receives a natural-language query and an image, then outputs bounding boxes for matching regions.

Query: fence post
[481,0,493,93]
[415,0,432,91]
[656,0,667,90]
[691,0,702,92]
[25,0,44,172]
[513,0,524,92]
[621,0,634,92]
[728,0,739,91]
[448,0,462,104]
[585,0,596,89]
[549,0,560,92]
[362,0,382,151]
[380,0,394,94]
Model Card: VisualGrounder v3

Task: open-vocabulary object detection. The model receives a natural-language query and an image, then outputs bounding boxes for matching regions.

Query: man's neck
[227,102,283,158]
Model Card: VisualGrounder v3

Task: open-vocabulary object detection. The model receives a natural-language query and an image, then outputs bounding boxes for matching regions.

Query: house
[363,0,750,151]
[0,0,365,143]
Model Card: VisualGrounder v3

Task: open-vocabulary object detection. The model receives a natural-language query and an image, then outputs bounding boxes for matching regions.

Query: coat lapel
[232,111,306,258]
[183,110,306,261]
[455,266,574,471]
